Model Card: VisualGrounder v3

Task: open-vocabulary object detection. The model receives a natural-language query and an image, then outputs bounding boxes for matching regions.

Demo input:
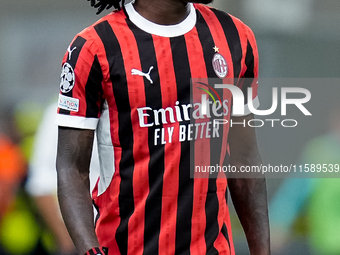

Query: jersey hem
[56,114,98,130]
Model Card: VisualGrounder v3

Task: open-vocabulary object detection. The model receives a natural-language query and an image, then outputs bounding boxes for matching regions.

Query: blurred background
[0,0,340,254]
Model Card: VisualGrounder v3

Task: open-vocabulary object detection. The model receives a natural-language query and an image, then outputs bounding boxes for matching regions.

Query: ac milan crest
[212,53,228,79]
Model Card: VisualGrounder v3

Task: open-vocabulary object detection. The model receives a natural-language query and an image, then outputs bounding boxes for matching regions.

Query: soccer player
[56,0,270,255]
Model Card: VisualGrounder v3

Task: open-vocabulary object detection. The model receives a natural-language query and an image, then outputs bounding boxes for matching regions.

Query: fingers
[96,5,106,14]
[90,0,118,15]
[113,2,120,9]
[88,0,96,7]
[93,1,102,8]
[106,4,114,10]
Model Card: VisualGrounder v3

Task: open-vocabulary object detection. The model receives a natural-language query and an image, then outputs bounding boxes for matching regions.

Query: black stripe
[67,36,86,70]
[244,40,255,78]
[127,21,164,255]
[204,180,220,255]
[242,40,255,104]
[92,200,100,227]
[223,152,231,252]
[210,9,243,79]
[196,10,216,79]
[94,247,101,254]
[60,36,86,115]
[85,55,104,118]
[223,151,231,253]
[205,194,219,255]
[170,35,193,255]
[223,149,230,179]
[221,223,231,251]
[94,20,135,255]
[89,248,95,255]
[196,10,223,255]
[102,247,109,255]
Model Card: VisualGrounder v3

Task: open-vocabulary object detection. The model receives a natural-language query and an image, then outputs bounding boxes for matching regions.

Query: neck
[133,0,190,25]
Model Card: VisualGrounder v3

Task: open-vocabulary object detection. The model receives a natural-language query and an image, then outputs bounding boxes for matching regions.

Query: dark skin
[57,127,98,254]
[228,114,270,255]
[133,0,213,25]
[57,1,270,254]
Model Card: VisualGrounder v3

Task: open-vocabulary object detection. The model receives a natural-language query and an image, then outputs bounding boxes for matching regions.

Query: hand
[87,0,121,15]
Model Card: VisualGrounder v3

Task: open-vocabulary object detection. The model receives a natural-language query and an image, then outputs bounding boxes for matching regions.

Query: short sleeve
[56,35,104,130]
[232,25,259,116]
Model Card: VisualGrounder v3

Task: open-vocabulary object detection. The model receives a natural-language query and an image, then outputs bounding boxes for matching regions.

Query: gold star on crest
[213,46,219,52]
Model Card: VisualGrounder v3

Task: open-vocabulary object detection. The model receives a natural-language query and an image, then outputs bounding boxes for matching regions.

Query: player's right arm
[57,126,99,255]
[56,32,104,254]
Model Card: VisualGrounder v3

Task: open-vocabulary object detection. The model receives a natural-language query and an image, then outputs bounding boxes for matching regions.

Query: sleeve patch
[58,94,79,112]
[60,62,75,93]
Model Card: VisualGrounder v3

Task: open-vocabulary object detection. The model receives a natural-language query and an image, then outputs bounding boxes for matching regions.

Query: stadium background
[0,0,340,254]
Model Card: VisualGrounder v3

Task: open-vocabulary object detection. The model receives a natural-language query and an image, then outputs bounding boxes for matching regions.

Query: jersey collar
[125,2,196,37]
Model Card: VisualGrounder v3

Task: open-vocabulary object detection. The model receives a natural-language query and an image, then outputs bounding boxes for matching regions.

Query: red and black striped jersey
[57,2,259,255]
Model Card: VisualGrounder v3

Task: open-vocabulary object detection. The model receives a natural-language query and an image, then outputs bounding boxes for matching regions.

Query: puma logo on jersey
[67,46,77,60]
[131,66,154,84]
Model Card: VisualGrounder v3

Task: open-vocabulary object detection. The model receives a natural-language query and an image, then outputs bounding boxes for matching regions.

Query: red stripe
[214,232,231,255]
[184,27,209,255]
[70,40,94,117]
[152,35,181,255]
[93,146,123,254]
[109,17,150,255]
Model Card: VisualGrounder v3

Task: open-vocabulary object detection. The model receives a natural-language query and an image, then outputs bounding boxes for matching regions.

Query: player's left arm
[228,113,270,255]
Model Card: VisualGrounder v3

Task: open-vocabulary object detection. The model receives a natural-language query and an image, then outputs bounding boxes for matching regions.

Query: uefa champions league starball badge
[60,62,75,93]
